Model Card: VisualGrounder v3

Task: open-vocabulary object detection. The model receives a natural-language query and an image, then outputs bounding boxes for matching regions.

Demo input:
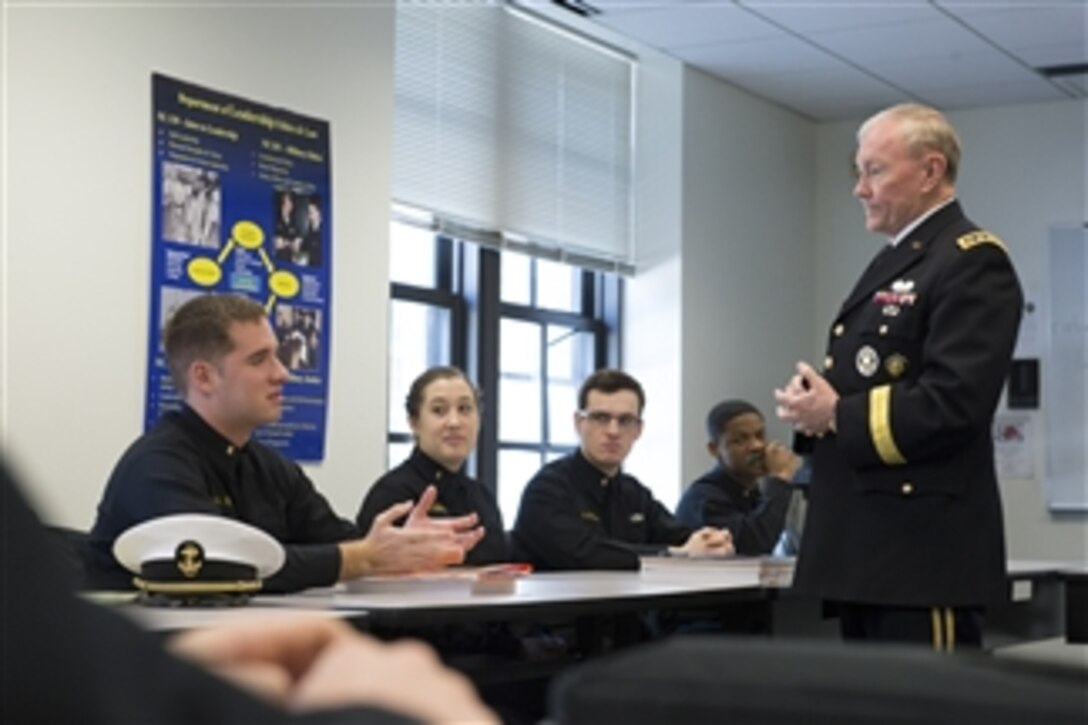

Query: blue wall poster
[146,73,332,460]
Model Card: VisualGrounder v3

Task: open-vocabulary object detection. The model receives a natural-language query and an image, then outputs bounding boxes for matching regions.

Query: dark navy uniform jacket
[512,449,693,570]
[2,464,409,724]
[356,447,510,565]
[793,201,1022,608]
[90,406,360,593]
[676,465,792,555]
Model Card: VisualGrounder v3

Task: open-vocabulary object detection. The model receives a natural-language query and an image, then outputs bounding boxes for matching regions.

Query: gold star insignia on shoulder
[956,230,1007,253]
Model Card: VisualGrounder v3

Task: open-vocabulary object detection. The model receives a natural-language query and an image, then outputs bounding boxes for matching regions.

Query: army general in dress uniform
[775,103,1023,648]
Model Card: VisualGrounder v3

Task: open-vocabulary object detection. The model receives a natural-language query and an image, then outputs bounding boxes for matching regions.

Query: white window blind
[394,2,634,265]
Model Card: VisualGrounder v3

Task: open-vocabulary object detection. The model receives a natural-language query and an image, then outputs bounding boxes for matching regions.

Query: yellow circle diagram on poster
[187,257,222,287]
[269,270,300,298]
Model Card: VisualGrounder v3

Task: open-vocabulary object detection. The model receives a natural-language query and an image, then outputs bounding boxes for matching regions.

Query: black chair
[550,636,1087,724]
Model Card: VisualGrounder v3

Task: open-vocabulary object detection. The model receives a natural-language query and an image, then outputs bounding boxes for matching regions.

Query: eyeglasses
[578,410,642,430]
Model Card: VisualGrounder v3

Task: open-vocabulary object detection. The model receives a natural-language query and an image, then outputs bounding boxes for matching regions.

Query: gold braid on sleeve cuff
[869,385,906,465]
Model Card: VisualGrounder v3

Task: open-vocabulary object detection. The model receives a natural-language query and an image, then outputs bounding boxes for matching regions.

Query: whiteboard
[1044,225,1088,511]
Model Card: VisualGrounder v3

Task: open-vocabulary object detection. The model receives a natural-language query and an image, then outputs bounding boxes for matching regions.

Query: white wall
[623,50,685,507]
[676,68,816,498]
[625,63,816,508]
[1,2,394,526]
[812,99,1088,562]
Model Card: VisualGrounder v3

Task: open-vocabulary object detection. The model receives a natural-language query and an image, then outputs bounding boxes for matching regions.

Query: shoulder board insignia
[956,230,1007,253]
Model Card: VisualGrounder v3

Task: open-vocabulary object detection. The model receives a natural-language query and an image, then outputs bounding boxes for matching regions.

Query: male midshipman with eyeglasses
[512,369,733,570]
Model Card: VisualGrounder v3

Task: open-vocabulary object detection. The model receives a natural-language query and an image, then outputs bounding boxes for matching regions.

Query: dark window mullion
[529,258,538,308]
[390,282,459,307]
[581,270,596,317]
[475,247,501,495]
[498,303,595,329]
[539,319,550,460]
[450,296,468,375]
[436,234,456,293]
[601,274,622,368]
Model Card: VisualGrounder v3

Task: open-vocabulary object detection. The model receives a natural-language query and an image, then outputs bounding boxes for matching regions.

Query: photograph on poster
[274,304,322,371]
[161,161,221,248]
[272,190,324,268]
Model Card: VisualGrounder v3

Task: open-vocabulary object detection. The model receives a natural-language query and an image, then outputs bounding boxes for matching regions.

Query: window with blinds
[393,2,634,266]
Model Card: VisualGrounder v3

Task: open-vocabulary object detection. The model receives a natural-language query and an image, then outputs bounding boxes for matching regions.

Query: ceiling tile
[740,0,938,35]
[937,0,1087,10]
[806,16,997,65]
[574,0,703,9]
[940,5,1087,58]
[1010,41,1087,69]
[580,0,1085,121]
[730,65,906,119]
[594,3,783,50]
[1048,74,1088,96]
[676,33,854,76]
[869,48,1041,89]
[917,79,1073,109]
[574,0,682,9]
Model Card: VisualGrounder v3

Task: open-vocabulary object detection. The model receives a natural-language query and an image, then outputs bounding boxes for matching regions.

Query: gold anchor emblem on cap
[176,540,204,579]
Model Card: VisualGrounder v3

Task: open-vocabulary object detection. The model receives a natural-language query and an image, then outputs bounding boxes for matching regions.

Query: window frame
[388,225,621,501]
[387,235,466,450]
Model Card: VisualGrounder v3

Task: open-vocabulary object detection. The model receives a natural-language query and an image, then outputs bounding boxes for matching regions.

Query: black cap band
[140,558,258,583]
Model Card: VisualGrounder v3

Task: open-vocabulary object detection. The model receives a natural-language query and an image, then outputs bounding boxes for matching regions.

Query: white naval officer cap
[113,514,285,602]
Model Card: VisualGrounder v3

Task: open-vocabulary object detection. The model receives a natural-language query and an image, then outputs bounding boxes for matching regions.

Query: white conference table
[995,637,1088,671]
[117,556,784,632]
[254,557,783,628]
[119,602,359,632]
[988,559,1082,647]
[114,558,1077,639]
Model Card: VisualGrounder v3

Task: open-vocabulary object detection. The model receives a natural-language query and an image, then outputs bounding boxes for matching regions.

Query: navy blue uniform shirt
[90,405,360,593]
[676,465,791,555]
[356,447,510,565]
[512,449,693,570]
